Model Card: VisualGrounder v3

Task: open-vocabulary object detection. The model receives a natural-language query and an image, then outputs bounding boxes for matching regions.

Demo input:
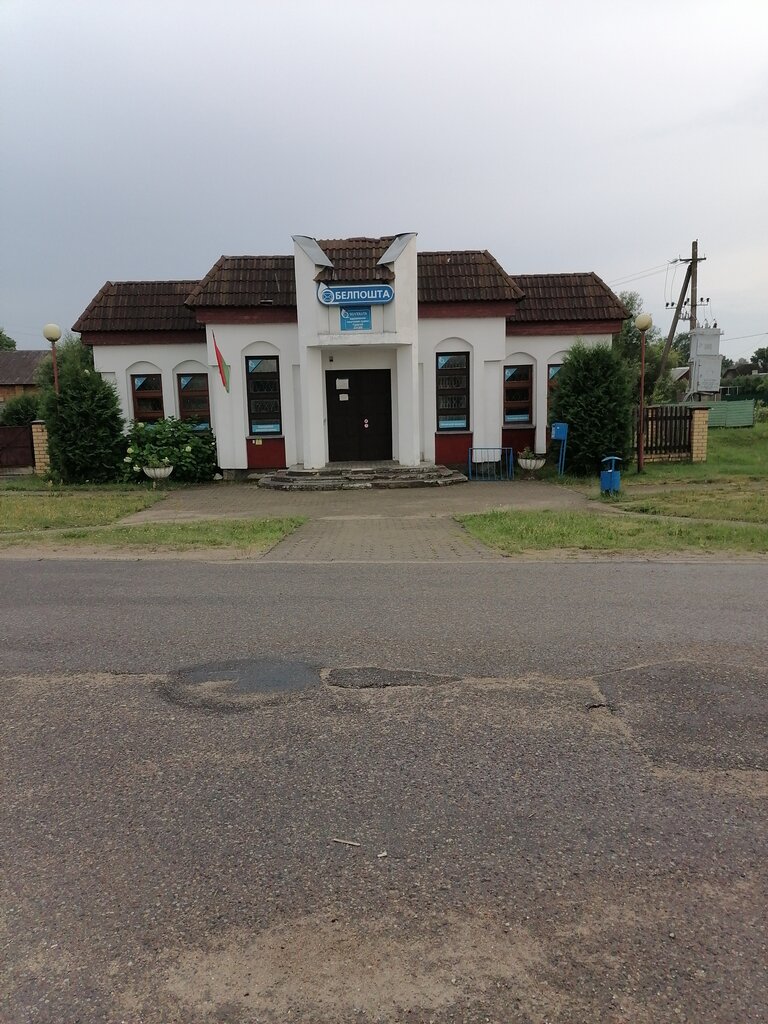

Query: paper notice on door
[338,393,349,401]
[336,378,349,390]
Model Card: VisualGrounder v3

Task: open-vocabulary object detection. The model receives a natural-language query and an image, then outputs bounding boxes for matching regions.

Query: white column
[396,345,420,466]
[481,360,502,449]
[301,347,326,468]
[534,358,549,454]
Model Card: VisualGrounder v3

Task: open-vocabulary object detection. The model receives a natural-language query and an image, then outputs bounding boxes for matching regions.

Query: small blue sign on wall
[340,306,372,332]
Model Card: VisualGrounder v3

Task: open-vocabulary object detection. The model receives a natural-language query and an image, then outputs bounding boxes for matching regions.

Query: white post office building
[73,233,627,473]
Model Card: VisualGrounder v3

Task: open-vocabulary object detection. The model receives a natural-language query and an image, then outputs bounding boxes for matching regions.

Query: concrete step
[257,463,468,491]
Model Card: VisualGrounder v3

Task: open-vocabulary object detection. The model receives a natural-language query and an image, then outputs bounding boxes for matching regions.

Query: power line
[608,262,670,284]
[610,267,670,288]
[725,331,767,342]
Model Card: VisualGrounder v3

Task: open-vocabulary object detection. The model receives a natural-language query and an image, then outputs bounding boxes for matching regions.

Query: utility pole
[690,239,699,332]
[657,240,706,379]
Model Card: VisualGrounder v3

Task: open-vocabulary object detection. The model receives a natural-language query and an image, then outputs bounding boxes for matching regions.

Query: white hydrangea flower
[185,445,192,452]
[133,465,140,472]
[126,446,133,454]
[123,456,132,463]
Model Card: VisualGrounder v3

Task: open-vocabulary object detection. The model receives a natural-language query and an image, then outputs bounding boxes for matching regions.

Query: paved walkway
[120,480,589,563]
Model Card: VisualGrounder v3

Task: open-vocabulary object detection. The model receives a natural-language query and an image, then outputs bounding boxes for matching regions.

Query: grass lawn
[459,508,768,556]
[616,482,768,524]
[0,517,304,552]
[621,421,768,488]
[0,491,164,533]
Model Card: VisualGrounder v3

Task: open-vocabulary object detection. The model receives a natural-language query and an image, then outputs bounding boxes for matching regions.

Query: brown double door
[325,369,393,462]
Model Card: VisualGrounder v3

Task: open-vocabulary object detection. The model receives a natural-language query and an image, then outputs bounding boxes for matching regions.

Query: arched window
[130,372,164,422]
[436,352,470,431]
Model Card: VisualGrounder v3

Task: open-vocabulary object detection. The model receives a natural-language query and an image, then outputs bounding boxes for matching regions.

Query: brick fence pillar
[690,407,710,463]
[31,420,50,474]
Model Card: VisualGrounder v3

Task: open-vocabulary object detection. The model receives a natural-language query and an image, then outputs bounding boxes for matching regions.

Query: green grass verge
[458,508,768,555]
[0,517,304,552]
[0,491,164,532]
[617,482,768,524]
[622,421,768,488]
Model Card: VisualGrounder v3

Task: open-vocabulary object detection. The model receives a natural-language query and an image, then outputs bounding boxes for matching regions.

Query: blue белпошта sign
[318,283,394,306]
[339,306,372,332]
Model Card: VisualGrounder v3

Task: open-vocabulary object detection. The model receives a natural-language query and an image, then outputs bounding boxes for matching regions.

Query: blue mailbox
[551,422,568,441]
[551,422,568,476]
[600,456,622,495]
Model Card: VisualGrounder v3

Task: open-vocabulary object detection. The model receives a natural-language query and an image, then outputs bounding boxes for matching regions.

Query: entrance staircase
[255,462,467,491]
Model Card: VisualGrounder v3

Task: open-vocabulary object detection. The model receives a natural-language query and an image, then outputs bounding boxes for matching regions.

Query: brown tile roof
[418,251,523,303]
[314,237,395,283]
[509,273,628,322]
[185,245,521,308]
[186,256,297,308]
[73,281,203,332]
[0,350,48,386]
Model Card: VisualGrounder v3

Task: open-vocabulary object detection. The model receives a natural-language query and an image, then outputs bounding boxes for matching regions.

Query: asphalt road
[1,558,766,1023]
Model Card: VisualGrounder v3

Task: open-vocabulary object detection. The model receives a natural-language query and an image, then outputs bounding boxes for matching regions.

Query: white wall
[417,317,507,461]
[204,323,300,469]
[93,342,208,426]
[91,298,614,470]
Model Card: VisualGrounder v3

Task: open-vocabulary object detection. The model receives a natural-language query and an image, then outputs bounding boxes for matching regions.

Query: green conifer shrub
[0,393,39,426]
[39,342,125,483]
[550,341,633,475]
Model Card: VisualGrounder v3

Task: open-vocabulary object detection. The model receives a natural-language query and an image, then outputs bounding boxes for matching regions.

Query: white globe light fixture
[42,323,63,394]
[634,313,653,472]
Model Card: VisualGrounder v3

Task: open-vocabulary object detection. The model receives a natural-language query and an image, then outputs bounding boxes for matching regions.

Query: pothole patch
[159,658,321,713]
[324,666,458,689]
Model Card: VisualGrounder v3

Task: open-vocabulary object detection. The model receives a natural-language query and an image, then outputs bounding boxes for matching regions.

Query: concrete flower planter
[518,457,546,472]
[142,465,174,481]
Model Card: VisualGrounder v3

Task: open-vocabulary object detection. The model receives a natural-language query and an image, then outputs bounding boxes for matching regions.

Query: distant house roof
[73,281,203,332]
[186,257,296,308]
[671,366,690,381]
[508,273,628,323]
[0,350,48,386]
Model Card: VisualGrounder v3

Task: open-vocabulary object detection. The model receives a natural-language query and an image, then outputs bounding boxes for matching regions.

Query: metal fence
[467,447,515,481]
[0,425,34,468]
[633,405,692,457]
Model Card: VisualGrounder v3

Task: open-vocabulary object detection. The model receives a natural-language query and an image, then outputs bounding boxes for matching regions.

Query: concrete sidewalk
[119,480,590,563]
[121,479,589,524]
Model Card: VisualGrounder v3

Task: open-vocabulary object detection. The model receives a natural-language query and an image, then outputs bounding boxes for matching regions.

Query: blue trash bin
[600,456,622,494]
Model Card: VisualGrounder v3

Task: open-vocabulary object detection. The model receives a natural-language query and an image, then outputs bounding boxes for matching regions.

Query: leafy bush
[550,341,634,475]
[721,375,768,403]
[0,393,39,426]
[39,342,126,483]
[123,418,217,483]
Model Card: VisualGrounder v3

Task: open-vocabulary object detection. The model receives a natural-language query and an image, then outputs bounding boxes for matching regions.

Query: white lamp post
[634,313,653,472]
[42,323,62,395]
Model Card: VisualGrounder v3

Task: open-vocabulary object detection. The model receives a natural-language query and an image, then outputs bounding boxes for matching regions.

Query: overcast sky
[2,0,766,359]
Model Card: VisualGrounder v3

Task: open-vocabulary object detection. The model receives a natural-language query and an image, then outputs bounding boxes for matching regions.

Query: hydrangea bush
[123,418,218,483]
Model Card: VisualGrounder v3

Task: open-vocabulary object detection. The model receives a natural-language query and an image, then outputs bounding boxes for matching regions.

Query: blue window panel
[438,415,468,430]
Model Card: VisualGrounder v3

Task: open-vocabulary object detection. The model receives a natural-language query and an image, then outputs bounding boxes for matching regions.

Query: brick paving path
[119,480,590,563]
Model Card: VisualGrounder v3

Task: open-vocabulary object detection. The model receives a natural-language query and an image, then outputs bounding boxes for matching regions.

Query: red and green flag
[212,332,230,393]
